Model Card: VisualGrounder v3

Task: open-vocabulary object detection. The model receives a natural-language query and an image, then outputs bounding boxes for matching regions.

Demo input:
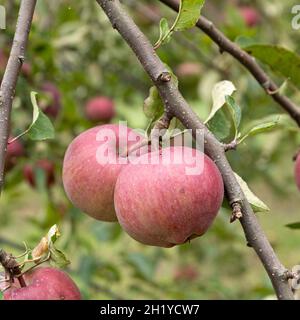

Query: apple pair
[62,124,224,247]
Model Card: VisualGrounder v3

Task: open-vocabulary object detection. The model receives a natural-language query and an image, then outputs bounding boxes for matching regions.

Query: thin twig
[223,140,238,152]
[96,0,294,300]
[0,0,37,195]
[159,0,300,127]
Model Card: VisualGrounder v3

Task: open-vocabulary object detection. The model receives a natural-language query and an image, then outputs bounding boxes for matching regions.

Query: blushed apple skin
[114,146,224,247]
[85,97,115,122]
[295,154,300,190]
[62,124,144,222]
[2,267,81,300]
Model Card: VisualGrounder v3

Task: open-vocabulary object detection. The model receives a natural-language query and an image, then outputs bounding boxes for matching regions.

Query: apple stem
[0,249,27,287]
[120,138,150,158]
[17,274,27,288]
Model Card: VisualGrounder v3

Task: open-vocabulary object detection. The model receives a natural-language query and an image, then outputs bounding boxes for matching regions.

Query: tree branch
[0,0,37,195]
[96,0,294,300]
[159,0,300,127]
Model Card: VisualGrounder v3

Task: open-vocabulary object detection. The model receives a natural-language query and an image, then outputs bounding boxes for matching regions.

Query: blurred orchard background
[1,0,300,299]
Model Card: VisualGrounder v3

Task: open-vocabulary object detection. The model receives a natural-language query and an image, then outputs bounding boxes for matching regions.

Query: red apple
[239,6,261,27]
[2,267,81,300]
[114,146,224,247]
[62,124,146,222]
[295,154,300,190]
[23,159,55,188]
[41,82,61,118]
[5,138,24,170]
[85,97,115,122]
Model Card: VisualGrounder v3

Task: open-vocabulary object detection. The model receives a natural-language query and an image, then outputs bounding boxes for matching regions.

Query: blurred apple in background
[5,137,25,171]
[239,5,261,27]
[23,159,55,188]
[40,82,62,119]
[85,96,115,122]
[174,265,199,282]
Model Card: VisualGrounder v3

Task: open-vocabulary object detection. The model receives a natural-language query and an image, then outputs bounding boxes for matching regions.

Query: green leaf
[174,0,205,31]
[286,222,300,230]
[49,246,70,268]
[9,92,55,142]
[243,114,297,134]
[240,44,300,89]
[156,18,171,47]
[27,92,55,140]
[205,80,236,123]
[234,173,270,213]
[143,86,164,120]
[154,0,205,49]
[207,108,232,141]
[239,119,279,144]
[225,95,241,139]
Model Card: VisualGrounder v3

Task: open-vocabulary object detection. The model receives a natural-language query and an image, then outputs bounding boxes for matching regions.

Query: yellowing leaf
[205,80,236,123]
[234,173,270,213]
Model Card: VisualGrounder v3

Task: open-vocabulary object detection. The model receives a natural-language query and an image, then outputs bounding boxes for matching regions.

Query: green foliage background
[1,0,300,299]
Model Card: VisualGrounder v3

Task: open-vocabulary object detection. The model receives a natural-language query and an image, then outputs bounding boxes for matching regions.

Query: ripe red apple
[5,138,24,171]
[295,154,300,190]
[23,159,55,188]
[41,82,61,118]
[85,97,115,122]
[239,6,261,27]
[1,267,81,300]
[114,146,224,247]
[62,124,145,222]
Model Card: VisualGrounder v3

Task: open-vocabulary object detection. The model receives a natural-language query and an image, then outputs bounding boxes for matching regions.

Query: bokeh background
[1,0,300,299]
